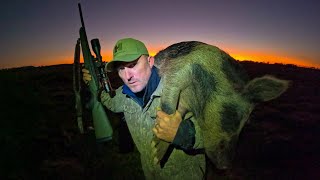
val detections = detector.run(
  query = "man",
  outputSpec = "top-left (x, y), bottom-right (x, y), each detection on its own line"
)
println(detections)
top-left (82, 38), bottom-right (206, 179)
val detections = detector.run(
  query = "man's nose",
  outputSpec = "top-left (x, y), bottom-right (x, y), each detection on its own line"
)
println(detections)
top-left (124, 68), bottom-right (133, 81)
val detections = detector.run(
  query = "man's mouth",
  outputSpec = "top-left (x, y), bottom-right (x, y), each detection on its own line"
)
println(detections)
top-left (129, 81), bottom-right (137, 85)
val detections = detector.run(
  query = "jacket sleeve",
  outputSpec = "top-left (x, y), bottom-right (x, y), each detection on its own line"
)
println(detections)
top-left (172, 112), bottom-right (204, 150)
top-left (188, 114), bottom-right (204, 149)
top-left (100, 87), bottom-right (125, 113)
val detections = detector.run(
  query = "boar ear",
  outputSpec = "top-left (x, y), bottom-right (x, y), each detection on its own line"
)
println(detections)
top-left (242, 75), bottom-right (290, 103)
top-left (148, 56), bottom-right (155, 67)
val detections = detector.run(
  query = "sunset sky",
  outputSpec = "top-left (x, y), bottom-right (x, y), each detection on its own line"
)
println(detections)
top-left (1, 0), bottom-right (319, 69)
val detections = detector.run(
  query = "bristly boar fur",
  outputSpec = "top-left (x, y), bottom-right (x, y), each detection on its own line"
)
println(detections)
top-left (153, 41), bottom-right (289, 169)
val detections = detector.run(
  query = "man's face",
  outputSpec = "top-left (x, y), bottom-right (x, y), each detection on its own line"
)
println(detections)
top-left (117, 55), bottom-right (154, 93)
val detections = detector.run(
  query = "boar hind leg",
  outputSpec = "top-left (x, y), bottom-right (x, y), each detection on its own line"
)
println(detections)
top-left (153, 66), bottom-right (192, 167)
top-left (161, 78), bottom-right (181, 115)
top-left (152, 78), bottom-right (183, 168)
top-left (160, 65), bottom-right (192, 115)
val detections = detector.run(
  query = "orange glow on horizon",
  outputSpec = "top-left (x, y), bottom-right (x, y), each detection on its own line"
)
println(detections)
top-left (13, 55), bottom-right (76, 68)
top-left (230, 52), bottom-right (319, 69)
top-left (19, 48), bottom-right (318, 69)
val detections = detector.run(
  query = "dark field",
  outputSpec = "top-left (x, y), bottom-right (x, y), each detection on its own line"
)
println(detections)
top-left (0, 62), bottom-right (319, 179)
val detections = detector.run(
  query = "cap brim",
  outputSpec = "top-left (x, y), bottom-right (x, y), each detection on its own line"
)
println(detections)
top-left (106, 54), bottom-right (142, 72)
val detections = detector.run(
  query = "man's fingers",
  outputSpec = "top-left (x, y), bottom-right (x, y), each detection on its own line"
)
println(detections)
top-left (152, 125), bottom-right (162, 135)
top-left (157, 110), bottom-right (181, 123)
top-left (173, 110), bottom-right (182, 119)
top-left (82, 68), bottom-right (92, 84)
top-left (157, 109), bottom-right (172, 117)
top-left (152, 127), bottom-right (157, 134)
top-left (81, 68), bottom-right (90, 73)
top-left (156, 111), bottom-right (171, 124)
top-left (83, 74), bottom-right (92, 81)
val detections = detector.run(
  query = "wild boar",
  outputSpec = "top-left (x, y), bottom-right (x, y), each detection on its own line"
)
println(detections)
top-left (153, 41), bottom-right (289, 169)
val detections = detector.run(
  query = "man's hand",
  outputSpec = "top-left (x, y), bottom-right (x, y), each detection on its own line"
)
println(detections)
top-left (82, 68), bottom-right (92, 84)
top-left (152, 110), bottom-right (182, 142)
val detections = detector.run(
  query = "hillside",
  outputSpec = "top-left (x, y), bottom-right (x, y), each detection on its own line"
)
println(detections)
top-left (0, 62), bottom-right (319, 179)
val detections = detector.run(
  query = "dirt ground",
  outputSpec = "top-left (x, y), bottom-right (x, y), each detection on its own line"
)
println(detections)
top-left (1, 62), bottom-right (319, 179)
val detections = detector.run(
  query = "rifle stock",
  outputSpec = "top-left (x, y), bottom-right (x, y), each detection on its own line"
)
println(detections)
top-left (76, 3), bottom-right (113, 141)
top-left (73, 39), bottom-right (84, 134)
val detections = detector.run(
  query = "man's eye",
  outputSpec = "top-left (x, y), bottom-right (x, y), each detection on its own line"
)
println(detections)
top-left (117, 66), bottom-right (125, 71)
top-left (127, 63), bottom-right (137, 68)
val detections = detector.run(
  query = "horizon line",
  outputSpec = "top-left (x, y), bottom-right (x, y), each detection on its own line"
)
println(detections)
top-left (1, 59), bottom-right (319, 71)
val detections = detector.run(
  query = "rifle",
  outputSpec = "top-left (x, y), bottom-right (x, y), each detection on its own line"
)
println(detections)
top-left (73, 3), bottom-right (113, 142)
top-left (73, 39), bottom-right (84, 134)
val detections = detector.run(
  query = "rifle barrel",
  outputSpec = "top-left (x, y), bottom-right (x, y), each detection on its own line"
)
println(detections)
top-left (78, 3), bottom-right (86, 29)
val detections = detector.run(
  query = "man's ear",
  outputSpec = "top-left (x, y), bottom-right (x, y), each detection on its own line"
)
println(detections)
top-left (148, 56), bottom-right (155, 67)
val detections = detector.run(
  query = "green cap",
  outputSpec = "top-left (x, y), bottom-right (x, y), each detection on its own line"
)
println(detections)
top-left (106, 38), bottom-right (149, 72)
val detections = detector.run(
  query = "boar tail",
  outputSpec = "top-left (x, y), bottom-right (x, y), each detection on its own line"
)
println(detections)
top-left (242, 75), bottom-right (290, 103)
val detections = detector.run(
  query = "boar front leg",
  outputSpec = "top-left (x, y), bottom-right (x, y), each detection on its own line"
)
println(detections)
top-left (153, 67), bottom-right (191, 167)
top-left (152, 76), bottom-right (183, 168)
